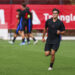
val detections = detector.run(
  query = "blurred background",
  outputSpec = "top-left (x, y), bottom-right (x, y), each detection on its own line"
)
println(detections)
top-left (0, 1), bottom-right (75, 75)
top-left (0, 0), bottom-right (75, 40)
top-left (0, 0), bottom-right (74, 4)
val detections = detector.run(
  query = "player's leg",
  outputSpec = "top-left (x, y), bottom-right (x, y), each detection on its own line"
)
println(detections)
top-left (26, 20), bottom-right (30, 44)
top-left (27, 18), bottom-right (38, 44)
top-left (24, 33), bottom-right (30, 44)
top-left (20, 30), bottom-right (25, 45)
top-left (48, 43), bottom-right (60, 70)
top-left (11, 27), bottom-right (21, 43)
top-left (27, 32), bottom-right (38, 44)
top-left (26, 33), bottom-right (30, 44)
top-left (9, 25), bottom-right (20, 44)
top-left (44, 43), bottom-right (51, 56)
top-left (9, 33), bottom-right (18, 44)
top-left (13, 24), bottom-right (23, 43)
top-left (29, 33), bottom-right (38, 44)
top-left (18, 30), bottom-right (22, 36)
top-left (13, 29), bottom-right (22, 43)
top-left (45, 51), bottom-right (51, 56)
top-left (12, 33), bottom-right (18, 43)
top-left (20, 20), bottom-right (26, 45)
top-left (48, 49), bottom-right (55, 70)
top-left (26, 19), bottom-right (31, 44)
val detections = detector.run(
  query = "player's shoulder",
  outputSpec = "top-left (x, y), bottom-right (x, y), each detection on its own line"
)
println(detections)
top-left (20, 10), bottom-right (24, 14)
top-left (57, 19), bottom-right (63, 23)
top-left (46, 18), bottom-right (52, 22)
top-left (22, 10), bottom-right (26, 13)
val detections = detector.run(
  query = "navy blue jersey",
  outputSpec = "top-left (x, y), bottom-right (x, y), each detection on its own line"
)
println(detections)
top-left (45, 18), bottom-right (65, 44)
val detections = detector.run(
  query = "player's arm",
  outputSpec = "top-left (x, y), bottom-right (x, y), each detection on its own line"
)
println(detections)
top-left (42, 28), bottom-right (47, 42)
top-left (16, 14), bottom-right (20, 27)
top-left (42, 20), bottom-right (48, 42)
top-left (57, 30), bottom-right (65, 35)
top-left (57, 22), bottom-right (65, 35)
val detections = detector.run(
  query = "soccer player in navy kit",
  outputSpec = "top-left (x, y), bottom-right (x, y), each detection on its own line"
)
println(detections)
top-left (9, 4), bottom-right (27, 45)
top-left (9, 9), bottom-right (23, 44)
top-left (19, 4), bottom-right (27, 45)
top-left (42, 8), bottom-right (65, 70)
top-left (26, 7), bottom-right (38, 45)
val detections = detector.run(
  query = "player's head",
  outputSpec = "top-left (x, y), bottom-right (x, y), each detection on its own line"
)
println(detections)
top-left (52, 8), bottom-right (60, 19)
top-left (16, 9), bottom-right (22, 14)
top-left (21, 3), bottom-right (26, 9)
top-left (26, 7), bottom-right (30, 11)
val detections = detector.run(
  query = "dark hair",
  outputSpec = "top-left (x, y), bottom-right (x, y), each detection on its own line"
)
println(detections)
top-left (52, 8), bottom-right (60, 14)
top-left (16, 9), bottom-right (22, 12)
top-left (22, 3), bottom-right (26, 7)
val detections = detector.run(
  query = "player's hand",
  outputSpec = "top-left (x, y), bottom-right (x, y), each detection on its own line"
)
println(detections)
top-left (42, 38), bottom-right (46, 42)
top-left (16, 15), bottom-right (19, 18)
top-left (57, 30), bottom-right (61, 35)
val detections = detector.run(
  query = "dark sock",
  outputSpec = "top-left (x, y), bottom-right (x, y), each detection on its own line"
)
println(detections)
top-left (33, 38), bottom-right (36, 41)
top-left (12, 37), bottom-right (16, 43)
top-left (27, 38), bottom-right (30, 42)
top-left (50, 63), bottom-right (54, 68)
top-left (22, 38), bottom-right (25, 43)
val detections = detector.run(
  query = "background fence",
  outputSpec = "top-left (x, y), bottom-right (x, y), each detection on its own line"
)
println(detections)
top-left (0, 0), bottom-right (74, 4)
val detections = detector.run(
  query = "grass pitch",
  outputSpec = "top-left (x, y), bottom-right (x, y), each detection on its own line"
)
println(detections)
top-left (0, 40), bottom-right (75, 75)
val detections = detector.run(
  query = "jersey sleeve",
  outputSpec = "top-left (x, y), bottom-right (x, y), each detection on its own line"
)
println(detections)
top-left (45, 20), bottom-right (48, 29)
top-left (60, 22), bottom-right (65, 31)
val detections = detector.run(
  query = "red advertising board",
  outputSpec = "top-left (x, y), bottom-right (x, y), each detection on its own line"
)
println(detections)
top-left (0, 5), bottom-right (75, 29)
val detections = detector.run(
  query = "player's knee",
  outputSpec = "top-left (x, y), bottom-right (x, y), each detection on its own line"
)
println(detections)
top-left (51, 50), bottom-right (55, 56)
top-left (14, 34), bottom-right (17, 37)
top-left (45, 52), bottom-right (50, 56)
top-left (51, 53), bottom-right (55, 57)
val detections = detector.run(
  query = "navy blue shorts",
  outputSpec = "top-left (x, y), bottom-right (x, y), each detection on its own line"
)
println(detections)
top-left (44, 43), bottom-right (60, 52)
top-left (16, 17), bottom-right (26, 34)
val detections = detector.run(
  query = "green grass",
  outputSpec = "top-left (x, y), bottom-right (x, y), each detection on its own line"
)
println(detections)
top-left (0, 40), bottom-right (75, 75)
